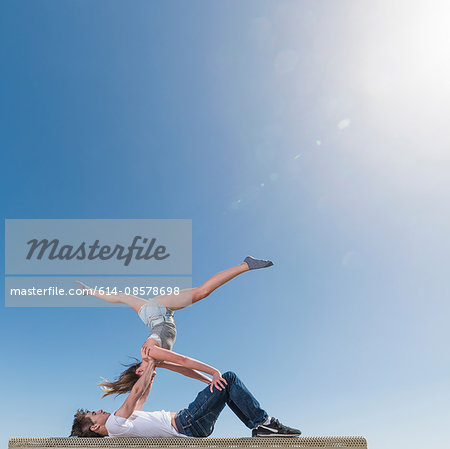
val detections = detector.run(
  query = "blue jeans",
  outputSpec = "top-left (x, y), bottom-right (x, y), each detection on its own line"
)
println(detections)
top-left (174, 371), bottom-right (268, 437)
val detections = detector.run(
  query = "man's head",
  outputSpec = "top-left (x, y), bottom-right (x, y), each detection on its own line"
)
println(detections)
top-left (70, 409), bottom-right (110, 437)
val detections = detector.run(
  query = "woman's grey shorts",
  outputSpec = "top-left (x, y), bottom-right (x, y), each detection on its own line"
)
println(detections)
top-left (138, 299), bottom-right (177, 350)
top-left (148, 321), bottom-right (177, 350)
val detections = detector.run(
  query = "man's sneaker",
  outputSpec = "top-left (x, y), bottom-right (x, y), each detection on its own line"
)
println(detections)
top-left (252, 418), bottom-right (301, 437)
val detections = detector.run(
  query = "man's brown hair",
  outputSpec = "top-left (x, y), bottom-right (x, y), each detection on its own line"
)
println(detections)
top-left (70, 409), bottom-right (103, 438)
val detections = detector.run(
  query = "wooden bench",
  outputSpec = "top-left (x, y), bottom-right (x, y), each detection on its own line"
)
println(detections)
top-left (9, 437), bottom-right (368, 449)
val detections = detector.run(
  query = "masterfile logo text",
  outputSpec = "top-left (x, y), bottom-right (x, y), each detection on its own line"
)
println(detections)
top-left (4, 219), bottom-right (192, 307)
top-left (25, 236), bottom-right (170, 266)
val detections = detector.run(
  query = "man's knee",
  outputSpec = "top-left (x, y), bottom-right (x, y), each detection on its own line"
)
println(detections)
top-left (223, 371), bottom-right (237, 382)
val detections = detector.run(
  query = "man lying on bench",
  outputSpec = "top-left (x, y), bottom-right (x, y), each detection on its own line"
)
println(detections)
top-left (70, 360), bottom-right (300, 438)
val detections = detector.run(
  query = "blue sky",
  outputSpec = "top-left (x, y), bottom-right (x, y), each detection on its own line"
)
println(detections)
top-left (1, 1), bottom-right (450, 449)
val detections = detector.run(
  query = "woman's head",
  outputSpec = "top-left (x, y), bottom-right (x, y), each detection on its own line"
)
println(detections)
top-left (99, 359), bottom-right (143, 397)
top-left (135, 358), bottom-right (153, 376)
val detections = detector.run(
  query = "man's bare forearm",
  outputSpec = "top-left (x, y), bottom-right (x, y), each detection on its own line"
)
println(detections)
top-left (116, 359), bottom-right (156, 418)
top-left (133, 360), bottom-right (156, 397)
top-left (135, 369), bottom-right (156, 410)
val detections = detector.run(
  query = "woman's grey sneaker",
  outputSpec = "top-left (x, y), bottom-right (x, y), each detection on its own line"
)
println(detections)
top-left (252, 418), bottom-right (301, 437)
top-left (75, 281), bottom-right (92, 295)
top-left (244, 256), bottom-right (274, 270)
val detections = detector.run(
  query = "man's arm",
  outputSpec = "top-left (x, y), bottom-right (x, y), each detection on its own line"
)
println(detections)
top-left (134, 370), bottom-right (156, 411)
top-left (157, 361), bottom-right (212, 384)
top-left (115, 360), bottom-right (156, 418)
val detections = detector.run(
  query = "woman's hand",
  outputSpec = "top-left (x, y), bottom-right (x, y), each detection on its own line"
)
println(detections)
top-left (210, 370), bottom-right (227, 392)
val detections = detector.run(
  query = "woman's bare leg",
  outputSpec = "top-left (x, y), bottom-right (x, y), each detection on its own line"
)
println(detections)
top-left (75, 281), bottom-right (147, 313)
top-left (75, 256), bottom-right (272, 313)
top-left (152, 256), bottom-right (272, 310)
top-left (150, 262), bottom-right (247, 310)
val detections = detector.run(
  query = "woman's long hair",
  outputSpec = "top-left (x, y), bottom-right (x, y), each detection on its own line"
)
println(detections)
top-left (99, 359), bottom-right (140, 397)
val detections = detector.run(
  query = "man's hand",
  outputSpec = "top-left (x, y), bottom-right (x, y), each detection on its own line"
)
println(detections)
top-left (141, 339), bottom-right (155, 359)
top-left (210, 370), bottom-right (227, 392)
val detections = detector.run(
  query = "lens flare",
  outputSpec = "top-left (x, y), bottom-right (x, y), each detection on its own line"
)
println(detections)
top-left (338, 118), bottom-right (351, 130)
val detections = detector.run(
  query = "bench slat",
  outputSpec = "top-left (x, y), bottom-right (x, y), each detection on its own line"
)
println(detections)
top-left (9, 437), bottom-right (367, 449)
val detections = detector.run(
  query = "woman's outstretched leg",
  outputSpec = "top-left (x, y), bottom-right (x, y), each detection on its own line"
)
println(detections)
top-left (152, 256), bottom-right (273, 310)
top-left (75, 281), bottom-right (148, 313)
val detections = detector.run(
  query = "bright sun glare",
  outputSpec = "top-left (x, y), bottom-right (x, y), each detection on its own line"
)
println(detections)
top-left (362, 2), bottom-right (450, 98)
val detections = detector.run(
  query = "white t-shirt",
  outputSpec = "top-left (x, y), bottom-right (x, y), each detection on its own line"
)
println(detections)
top-left (105, 410), bottom-right (188, 438)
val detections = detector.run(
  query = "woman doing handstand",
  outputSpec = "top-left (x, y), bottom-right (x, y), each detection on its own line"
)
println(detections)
top-left (76, 256), bottom-right (273, 395)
